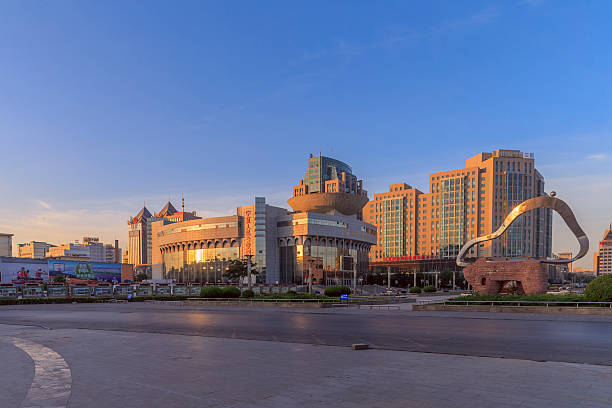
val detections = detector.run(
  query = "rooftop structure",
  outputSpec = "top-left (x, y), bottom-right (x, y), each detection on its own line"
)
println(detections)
top-left (288, 153), bottom-right (368, 216)
top-left (128, 201), bottom-right (199, 266)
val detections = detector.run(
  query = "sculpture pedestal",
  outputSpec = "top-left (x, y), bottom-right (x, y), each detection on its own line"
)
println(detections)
top-left (463, 258), bottom-right (548, 295)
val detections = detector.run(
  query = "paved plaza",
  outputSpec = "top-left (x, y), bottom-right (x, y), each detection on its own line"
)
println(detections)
top-left (1, 303), bottom-right (612, 407)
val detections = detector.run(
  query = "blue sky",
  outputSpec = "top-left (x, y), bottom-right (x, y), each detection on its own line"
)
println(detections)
top-left (1, 1), bottom-right (610, 267)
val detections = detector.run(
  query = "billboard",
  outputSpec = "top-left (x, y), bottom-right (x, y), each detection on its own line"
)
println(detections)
top-left (0, 257), bottom-right (49, 283)
top-left (48, 260), bottom-right (121, 282)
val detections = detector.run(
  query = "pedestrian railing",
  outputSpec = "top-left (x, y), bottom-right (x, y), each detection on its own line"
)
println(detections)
top-left (442, 300), bottom-right (612, 308)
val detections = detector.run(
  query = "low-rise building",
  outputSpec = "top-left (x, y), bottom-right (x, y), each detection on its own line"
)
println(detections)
top-left (17, 241), bottom-right (55, 259)
top-left (47, 237), bottom-right (121, 263)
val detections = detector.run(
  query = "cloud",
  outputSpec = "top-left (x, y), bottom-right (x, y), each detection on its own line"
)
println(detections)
top-left (587, 153), bottom-right (609, 161)
top-left (35, 200), bottom-right (52, 210)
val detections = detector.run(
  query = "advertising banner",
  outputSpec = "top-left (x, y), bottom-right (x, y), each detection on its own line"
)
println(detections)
top-left (48, 260), bottom-right (121, 282)
top-left (0, 257), bottom-right (49, 283)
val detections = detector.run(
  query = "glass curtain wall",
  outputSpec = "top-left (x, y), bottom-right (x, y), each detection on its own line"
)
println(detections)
top-left (440, 177), bottom-right (466, 258)
top-left (381, 198), bottom-right (404, 258)
top-left (279, 240), bottom-right (368, 285)
top-left (163, 247), bottom-right (240, 283)
top-left (502, 173), bottom-right (527, 257)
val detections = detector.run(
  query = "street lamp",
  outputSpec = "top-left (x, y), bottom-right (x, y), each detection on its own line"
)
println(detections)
top-left (243, 254), bottom-right (254, 291)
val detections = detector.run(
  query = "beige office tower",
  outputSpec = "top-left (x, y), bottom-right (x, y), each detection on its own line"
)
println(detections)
top-left (595, 229), bottom-right (612, 275)
top-left (364, 149), bottom-right (553, 262)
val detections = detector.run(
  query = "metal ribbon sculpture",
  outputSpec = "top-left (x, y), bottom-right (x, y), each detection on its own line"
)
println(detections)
top-left (456, 193), bottom-right (589, 267)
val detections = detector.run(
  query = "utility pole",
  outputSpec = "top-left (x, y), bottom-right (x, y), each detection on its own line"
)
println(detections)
top-left (414, 270), bottom-right (417, 287)
top-left (452, 270), bottom-right (456, 292)
top-left (387, 266), bottom-right (391, 290)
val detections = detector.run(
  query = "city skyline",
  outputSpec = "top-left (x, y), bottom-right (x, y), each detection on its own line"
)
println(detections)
top-left (1, 1), bottom-right (611, 268)
top-left (1, 147), bottom-right (606, 269)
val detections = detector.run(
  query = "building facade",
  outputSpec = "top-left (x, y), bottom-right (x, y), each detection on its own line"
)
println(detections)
top-left (0, 233), bottom-right (13, 257)
top-left (364, 149), bottom-right (553, 267)
top-left (594, 228), bottom-right (612, 275)
top-left (150, 154), bottom-right (376, 285)
top-left (128, 202), bottom-right (199, 266)
top-left (17, 241), bottom-right (54, 259)
top-left (46, 237), bottom-right (122, 263)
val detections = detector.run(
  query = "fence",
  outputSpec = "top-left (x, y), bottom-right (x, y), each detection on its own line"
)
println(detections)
top-left (442, 300), bottom-right (612, 308)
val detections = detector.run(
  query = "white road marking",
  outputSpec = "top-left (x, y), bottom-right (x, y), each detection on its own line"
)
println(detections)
top-left (11, 338), bottom-right (72, 408)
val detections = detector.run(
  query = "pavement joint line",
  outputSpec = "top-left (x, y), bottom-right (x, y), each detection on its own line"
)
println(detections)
top-left (6, 336), bottom-right (72, 408)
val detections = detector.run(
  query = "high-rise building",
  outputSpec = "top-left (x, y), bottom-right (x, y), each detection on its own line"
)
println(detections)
top-left (128, 201), bottom-right (199, 266)
top-left (17, 241), bottom-right (55, 258)
top-left (364, 149), bottom-right (553, 266)
top-left (0, 233), bottom-right (14, 257)
top-left (595, 228), bottom-right (612, 275)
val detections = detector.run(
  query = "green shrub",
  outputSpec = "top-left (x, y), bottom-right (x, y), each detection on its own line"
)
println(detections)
top-left (324, 285), bottom-right (351, 297)
top-left (423, 285), bottom-right (436, 293)
top-left (221, 286), bottom-right (241, 298)
top-left (585, 274), bottom-right (612, 302)
top-left (241, 289), bottom-right (255, 298)
top-left (409, 286), bottom-right (422, 294)
top-left (200, 286), bottom-right (223, 298)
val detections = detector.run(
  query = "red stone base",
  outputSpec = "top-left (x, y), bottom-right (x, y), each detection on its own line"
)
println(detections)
top-left (463, 258), bottom-right (548, 295)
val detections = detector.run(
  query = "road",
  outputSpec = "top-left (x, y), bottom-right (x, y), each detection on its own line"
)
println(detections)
top-left (1, 303), bottom-right (612, 365)
top-left (2, 303), bottom-right (612, 407)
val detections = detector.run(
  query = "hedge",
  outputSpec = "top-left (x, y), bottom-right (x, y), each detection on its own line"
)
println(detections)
top-left (324, 285), bottom-right (351, 297)
top-left (200, 287), bottom-right (223, 298)
top-left (221, 286), bottom-right (241, 298)
top-left (585, 274), bottom-right (612, 302)
top-left (241, 289), bottom-right (255, 298)
top-left (409, 286), bottom-right (422, 294)
top-left (423, 285), bottom-right (436, 293)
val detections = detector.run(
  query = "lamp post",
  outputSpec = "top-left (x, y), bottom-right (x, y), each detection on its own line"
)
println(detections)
top-left (352, 260), bottom-right (357, 295)
top-left (244, 254), bottom-right (254, 291)
top-left (307, 259), bottom-right (313, 294)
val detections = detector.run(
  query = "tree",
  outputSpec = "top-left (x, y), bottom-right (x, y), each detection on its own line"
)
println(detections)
top-left (134, 272), bottom-right (148, 282)
top-left (223, 259), bottom-right (260, 283)
top-left (52, 274), bottom-right (66, 283)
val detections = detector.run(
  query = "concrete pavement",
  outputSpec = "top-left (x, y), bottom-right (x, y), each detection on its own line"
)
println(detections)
top-left (1, 303), bottom-right (612, 407)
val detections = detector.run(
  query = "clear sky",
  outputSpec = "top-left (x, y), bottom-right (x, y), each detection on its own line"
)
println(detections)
top-left (1, 1), bottom-right (610, 268)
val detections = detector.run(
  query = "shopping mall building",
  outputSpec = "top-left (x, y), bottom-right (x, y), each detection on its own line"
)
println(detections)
top-left (151, 154), bottom-right (376, 285)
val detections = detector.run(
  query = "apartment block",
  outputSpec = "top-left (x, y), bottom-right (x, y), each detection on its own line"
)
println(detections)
top-left (364, 149), bottom-right (553, 263)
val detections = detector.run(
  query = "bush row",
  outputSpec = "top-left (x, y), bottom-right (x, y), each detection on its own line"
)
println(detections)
top-left (324, 285), bottom-right (351, 297)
